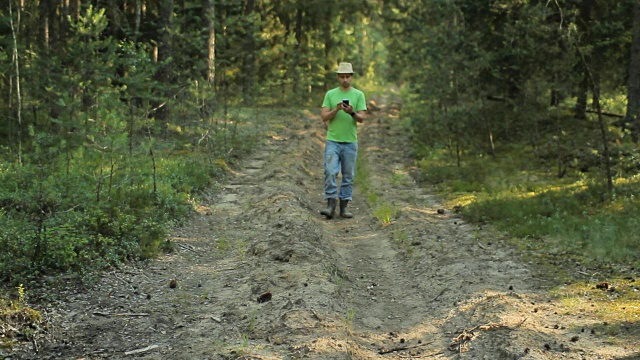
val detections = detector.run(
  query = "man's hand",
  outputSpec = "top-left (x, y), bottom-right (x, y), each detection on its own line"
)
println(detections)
top-left (340, 102), bottom-right (354, 114)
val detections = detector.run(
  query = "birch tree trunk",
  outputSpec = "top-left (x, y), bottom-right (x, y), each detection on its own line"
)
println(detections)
top-left (9, 1), bottom-right (23, 165)
top-left (205, 0), bottom-right (215, 85)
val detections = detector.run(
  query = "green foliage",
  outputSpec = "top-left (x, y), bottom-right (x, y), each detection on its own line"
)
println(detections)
top-left (372, 202), bottom-right (398, 226)
top-left (0, 96), bottom-right (267, 287)
top-left (0, 284), bottom-right (43, 349)
top-left (417, 148), bottom-right (640, 268)
top-left (385, 0), bottom-right (638, 205)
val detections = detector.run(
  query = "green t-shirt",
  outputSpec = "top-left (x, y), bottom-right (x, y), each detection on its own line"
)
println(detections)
top-left (322, 87), bottom-right (367, 143)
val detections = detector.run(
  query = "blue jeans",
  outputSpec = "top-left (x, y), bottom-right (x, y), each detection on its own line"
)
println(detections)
top-left (324, 140), bottom-right (358, 201)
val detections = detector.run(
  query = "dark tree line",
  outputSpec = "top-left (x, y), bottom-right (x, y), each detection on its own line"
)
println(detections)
top-left (1, 0), bottom-right (378, 158)
top-left (380, 0), bottom-right (640, 193)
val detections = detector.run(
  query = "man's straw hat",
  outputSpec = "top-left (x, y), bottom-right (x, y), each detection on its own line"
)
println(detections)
top-left (335, 62), bottom-right (354, 74)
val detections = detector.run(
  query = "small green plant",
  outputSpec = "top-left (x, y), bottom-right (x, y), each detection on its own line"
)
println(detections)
top-left (247, 310), bottom-right (257, 334)
top-left (213, 235), bottom-right (248, 259)
top-left (214, 236), bottom-right (233, 253)
top-left (367, 191), bottom-right (378, 206)
top-left (233, 332), bottom-right (250, 355)
top-left (394, 230), bottom-right (408, 245)
top-left (0, 285), bottom-right (43, 349)
top-left (343, 307), bottom-right (357, 334)
top-left (393, 230), bottom-right (415, 256)
top-left (324, 263), bottom-right (347, 288)
top-left (373, 202), bottom-right (398, 225)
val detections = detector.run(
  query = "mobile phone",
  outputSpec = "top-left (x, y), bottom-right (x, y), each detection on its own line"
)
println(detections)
top-left (342, 99), bottom-right (349, 106)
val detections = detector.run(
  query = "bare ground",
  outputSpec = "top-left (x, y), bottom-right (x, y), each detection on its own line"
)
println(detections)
top-left (7, 92), bottom-right (640, 359)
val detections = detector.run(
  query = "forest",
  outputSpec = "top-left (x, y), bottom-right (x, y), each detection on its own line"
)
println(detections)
top-left (1, 0), bottom-right (639, 288)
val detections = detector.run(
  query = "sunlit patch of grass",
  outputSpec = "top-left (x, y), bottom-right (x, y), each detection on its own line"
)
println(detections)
top-left (550, 279), bottom-right (640, 324)
top-left (443, 193), bottom-right (477, 210)
top-left (0, 285), bottom-right (43, 349)
top-left (416, 147), bottom-right (640, 269)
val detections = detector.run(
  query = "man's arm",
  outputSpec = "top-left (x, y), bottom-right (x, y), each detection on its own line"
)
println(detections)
top-left (351, 110), bottom-right (366, 124)
top-left (340, 102), bottom-right (366, 124)
top-left (322, 105), bottom-right (340, 123)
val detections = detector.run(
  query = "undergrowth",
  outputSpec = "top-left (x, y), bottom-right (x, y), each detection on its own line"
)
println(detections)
top-left (0, 106), bottom-right (277, 287)
top-left (416, 147), bottom-right (640, 271)
top-left (0, 285), bottom-right (43, 350)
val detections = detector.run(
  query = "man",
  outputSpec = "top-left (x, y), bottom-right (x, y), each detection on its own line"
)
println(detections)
top-left (320, 62), bottom-right (367, 219)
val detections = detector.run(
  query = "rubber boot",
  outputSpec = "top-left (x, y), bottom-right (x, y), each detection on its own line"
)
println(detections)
top-left (320, 198), bottom-right (337, 219)
top-left (340, 199), bottom-right (353, 218)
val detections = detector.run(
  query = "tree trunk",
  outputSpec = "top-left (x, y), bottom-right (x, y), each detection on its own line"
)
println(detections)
top-left (155, 0), bottom-right (174, 120)
top-left (593, 82), bottom-right (614, 195)
top-left (322, 16), bottom-right (333, 91)
top-left (157, 0), bottom-right (174, 77)
top-left (625, 1), bottom-right (640, 142)
top-left (292, 3), bottom-right (303, 98)
top-left (205, 0), bottom-right (215, 85)
top-left (107, 0), bottom-right (120, 38)
top-left (242, 0), bottom-right (256, 105)
top-left (575, 74), bottom-right (588, 119)
top-left (576, 44), bottom-right (614, 195)
top-left (71, 0), bottom-right (80, 22)
top-left (39, 0), bottom-right (52, 49)
top-left (574, 0), bottom-right (595, 120)
top-left (134, 0), bottom-right (142, 42)
top-left (9, 1), bottom-right (23, 165)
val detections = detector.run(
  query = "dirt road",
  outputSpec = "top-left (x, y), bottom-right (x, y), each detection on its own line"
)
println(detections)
top-left (12, 92), bottom-right (639, 359)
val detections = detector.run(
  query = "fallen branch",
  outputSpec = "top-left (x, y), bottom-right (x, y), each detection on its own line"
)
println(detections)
top-left (448, 322), bottom-right (504, 352)
top-left (413, 351), bottom-right (443, 358)
top-left (124, 344), bottom-right (159, 356)
top-left (111, 272), bottom-right (135, 291)
top-left (310, 309), bottom-right (323, 322)
top-left (177, 242), bottom-right (196, 252)
top-left (429, 287), bottom-right (447, 302)
top-left (378, 341), bottom-right (433, 355)
top-left (398, 352), bottom-right (443, 359)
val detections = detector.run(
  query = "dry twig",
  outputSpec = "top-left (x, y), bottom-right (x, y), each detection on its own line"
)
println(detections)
top-left (93, 312), bottom-right (150, 317)
top-left (448, 322), bottom-right (504, 352)
top-left (378, 341), bottom-right (433, 355)
top-left (429, 287), bottom-right (447, 302)
top-left (124, 344), bottom-right (159, 355)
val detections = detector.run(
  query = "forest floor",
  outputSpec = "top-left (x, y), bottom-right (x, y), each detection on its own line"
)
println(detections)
top-left (6, 91), bottom-right (640, 359)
